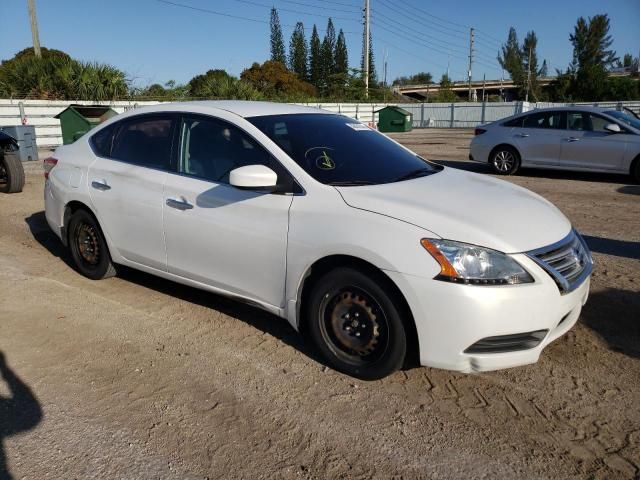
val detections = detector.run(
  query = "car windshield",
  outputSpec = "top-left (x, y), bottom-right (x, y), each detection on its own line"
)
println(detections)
top-left (247, 114), bottom-right (441, 185)
top-left (605, 110), bottom-right (640, 131)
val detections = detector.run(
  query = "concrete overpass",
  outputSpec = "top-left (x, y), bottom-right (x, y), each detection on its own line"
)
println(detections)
top-left (395, 77), bottom-right (555, 101)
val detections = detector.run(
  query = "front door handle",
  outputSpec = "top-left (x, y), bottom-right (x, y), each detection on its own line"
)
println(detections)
top-left (564, 137), bottom-right (580, 142)
top-left (91, 180), bottom-right (111, 191)
top-left (166, 198), bottom-right (194, 210)
top-left (515, 133), bottom-right (530, 138)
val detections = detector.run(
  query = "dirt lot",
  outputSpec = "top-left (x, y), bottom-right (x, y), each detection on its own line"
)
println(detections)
top-left (0, 129), bottom-right (638, 479)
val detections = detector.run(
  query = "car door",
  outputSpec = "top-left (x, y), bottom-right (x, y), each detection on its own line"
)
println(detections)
top-left (88, 114), bottom-right (176, 271)
top-left (560, 112), bottom-right (628, 171)
top-left (162, 113), bottom-right (295, 308)
top-left (511, 110), bottom-right (565, 165)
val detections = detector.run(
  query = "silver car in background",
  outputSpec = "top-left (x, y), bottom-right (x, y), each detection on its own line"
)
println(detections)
top-left (470, 106), bottom-right (640, 182)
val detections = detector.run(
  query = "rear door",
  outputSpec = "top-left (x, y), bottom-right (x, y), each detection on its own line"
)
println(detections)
top-left (162, 113), bottom-right (295, 308)
top-left (512, 110), bottom-right (565, 165)
top-left (560, 112), bottom-right (628, 171)
top-left (88, 114), bottom-right (176, 270)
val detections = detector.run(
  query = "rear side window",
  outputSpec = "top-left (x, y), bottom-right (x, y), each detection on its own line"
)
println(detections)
top-left (90, 123), bottom-right (116, 157)
top-left (522, 111), bottom-right (564, 129)
top-left (111, 116), bottom-right (174, 170)
top-left (503, 116), bottom-right (523, 127)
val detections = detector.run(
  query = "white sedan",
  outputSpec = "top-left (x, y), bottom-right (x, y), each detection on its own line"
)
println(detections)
top-left (44, 101), bottom-right (592, 379)
top-left (470, 106), bottom-right (640, 180)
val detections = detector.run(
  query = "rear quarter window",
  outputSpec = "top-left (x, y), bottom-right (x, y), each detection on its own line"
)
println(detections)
top-left (90, 123), bottom-right (116, 157)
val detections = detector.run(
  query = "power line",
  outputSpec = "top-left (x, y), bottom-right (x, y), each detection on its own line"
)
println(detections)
top-left (373, 0), bottom-right (501, 65)
top-left (231, 0), bottom-right (361, 23)
top-left (370, 18), bottom-right (500, 74)
top-left (280, 0), bottom-right (360, 14)
top-left (155, 0), bottom-right (360, 34)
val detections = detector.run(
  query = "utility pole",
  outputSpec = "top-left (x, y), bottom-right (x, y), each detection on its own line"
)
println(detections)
top-left (525, 45), bottom-right (532, 102)
top-left (481, 74), bottom-right (486, 102)
top-left (467, 27), bottom-right (474, 102)
top-left (363, 0), bottom-right (370, 99)
top-left (27, 0), bottom-right (42, 58)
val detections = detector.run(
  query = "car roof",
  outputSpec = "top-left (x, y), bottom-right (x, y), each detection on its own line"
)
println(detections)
top-left (525, 105), bottom-right (613, 114)
top-left (131, 100), bottom-right (331, 118)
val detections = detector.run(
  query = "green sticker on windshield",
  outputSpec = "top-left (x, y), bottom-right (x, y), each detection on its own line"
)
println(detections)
top-left (316, 150), bottom-right (335, 170)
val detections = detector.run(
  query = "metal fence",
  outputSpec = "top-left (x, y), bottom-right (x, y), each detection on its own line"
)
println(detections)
top-left (1, 98), bottom-right (639, 148)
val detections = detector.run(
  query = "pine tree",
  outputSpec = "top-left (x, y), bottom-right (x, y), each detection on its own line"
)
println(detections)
top-left (360, 31), bottom-right (377, 85)
top-left (522, 31), bottom-right (541, 100)
top-left (319, 18), bottom-right (336, 93)
top-left (498, 27), bottom-right (524, 87)
top-left (570, 14), bottom-right (618, 100)
top-left (289, 22), bottom-right (308, 80)
top-left (334, 29), bottom-right (349, 75)
top-left (270, 7), bottom-right (286, 65)
top-left (309, 24), bottom-right (322, 88)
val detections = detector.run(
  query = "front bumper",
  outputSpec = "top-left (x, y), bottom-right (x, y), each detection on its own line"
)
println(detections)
top-left (386, 253), bottom-right (590, 372)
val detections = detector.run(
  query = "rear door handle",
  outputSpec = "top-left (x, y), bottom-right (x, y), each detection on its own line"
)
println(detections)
top-left (515, 133), bottom-right (530, 138)
top-left (166, 198), bottom-right (194, 210)
top-left (91, 180), bottom-right (111, 191)
top-left (564, 137), bottom-right (580, 142)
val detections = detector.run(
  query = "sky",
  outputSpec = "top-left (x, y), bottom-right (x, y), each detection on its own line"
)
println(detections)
top-left (1, 0), bottom-right (639, 87)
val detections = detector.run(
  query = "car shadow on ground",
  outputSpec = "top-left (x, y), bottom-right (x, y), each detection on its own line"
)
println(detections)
top-left (24, 212), bottom-right (325, 367)
top-left (580, 289), bottom-right (640, 359)
top-left (583, 235), bottom-right (640, 261)
top-left (0, 351), bottom-right (43, 480)
top-left (433, 159), bottom-right (633, 184)
top-left (618, 185), bottom-right (640, 195)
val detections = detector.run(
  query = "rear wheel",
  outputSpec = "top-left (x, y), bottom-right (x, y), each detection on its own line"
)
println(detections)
top-left (490, 146), bottom-right (520, 175)
top-left (68, 209), bottom-right (116, 280)
top-left (305, 267), bottom-right (407, 380)
top-left (0, 152), bottom-right (25, 193)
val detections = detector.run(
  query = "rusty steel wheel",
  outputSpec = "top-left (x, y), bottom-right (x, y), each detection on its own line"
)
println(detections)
top-left (68, 209), bottom-right (116, 280)
top-left (306, 267), bottom-right (407, 380)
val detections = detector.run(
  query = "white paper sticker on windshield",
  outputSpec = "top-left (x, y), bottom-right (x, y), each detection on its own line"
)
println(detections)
top-left (346, 122), bottom-right (371, 131)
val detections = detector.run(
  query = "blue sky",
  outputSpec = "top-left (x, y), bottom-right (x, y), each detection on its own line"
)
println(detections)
top-left (1, 0), bottom-right (638, 87)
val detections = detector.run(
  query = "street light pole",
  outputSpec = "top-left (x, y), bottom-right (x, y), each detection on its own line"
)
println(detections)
top-left (27, 0), bottom-right (42, 58)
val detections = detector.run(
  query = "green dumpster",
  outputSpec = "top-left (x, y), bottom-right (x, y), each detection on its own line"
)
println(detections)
top-left (54, 105), bottom-right (117, 144)
top-left (375, 106), bottom-right (413, 133)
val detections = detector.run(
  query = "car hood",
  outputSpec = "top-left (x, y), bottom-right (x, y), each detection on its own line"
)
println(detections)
top-left (336, 167), bottom-right (571, 253)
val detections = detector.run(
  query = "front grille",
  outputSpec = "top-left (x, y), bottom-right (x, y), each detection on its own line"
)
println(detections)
top-left (527, 230), bottom-right (592, 294)
top-left (464, 330), bottom-right (548, 354)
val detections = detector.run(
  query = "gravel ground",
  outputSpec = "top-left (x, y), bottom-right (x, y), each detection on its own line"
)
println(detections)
top-left (0, 129), bottom-right (638, 479)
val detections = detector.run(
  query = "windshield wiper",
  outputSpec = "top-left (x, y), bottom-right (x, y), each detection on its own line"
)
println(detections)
top-left (393, 168), bottom-right (434, 183)
top-left (328, 180), bottom-right (375, 186)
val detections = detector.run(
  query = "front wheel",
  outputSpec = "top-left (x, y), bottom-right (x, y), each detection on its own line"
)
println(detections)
top-left (490, 146), bottom-right (520, 175)
top-left (68, 209), bottom-right (116, 280)
top-left (305, 268), bottom-right (407, 380)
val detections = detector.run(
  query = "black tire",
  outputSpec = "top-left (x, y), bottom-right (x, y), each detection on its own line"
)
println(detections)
top-left (632, 157), bottom-right (640, 184)
top-left (490, 145), bottom-right (520, 175)
top-left (0, 152), bottom-right (25, 193)
top-left (305, 267), bottom-right (407, 380)
top-left (68, 209), bottom-right (116, 280)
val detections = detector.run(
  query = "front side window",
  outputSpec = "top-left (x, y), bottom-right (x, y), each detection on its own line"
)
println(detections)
top-left (567, 112), bottom-right (589, 131)
top-left (178, 115), bottom-right (295, 190)
top-left (247, 114), bottom-right (441, 185)
top-left (111, 116), bottom-right (174, 170)
top-left (588, 114), bottom-right (612, 133)
top-left (522, 111), bottom-right (564, 129)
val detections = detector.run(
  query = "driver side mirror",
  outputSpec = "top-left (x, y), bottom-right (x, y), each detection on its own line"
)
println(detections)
top-left (229, 165), bottom-right (278, 191)
top-left (604, 123), bottom-right (622, 134)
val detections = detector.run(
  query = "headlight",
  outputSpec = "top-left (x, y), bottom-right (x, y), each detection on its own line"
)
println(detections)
top-left (421, 239), bottom-right (534, 285)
